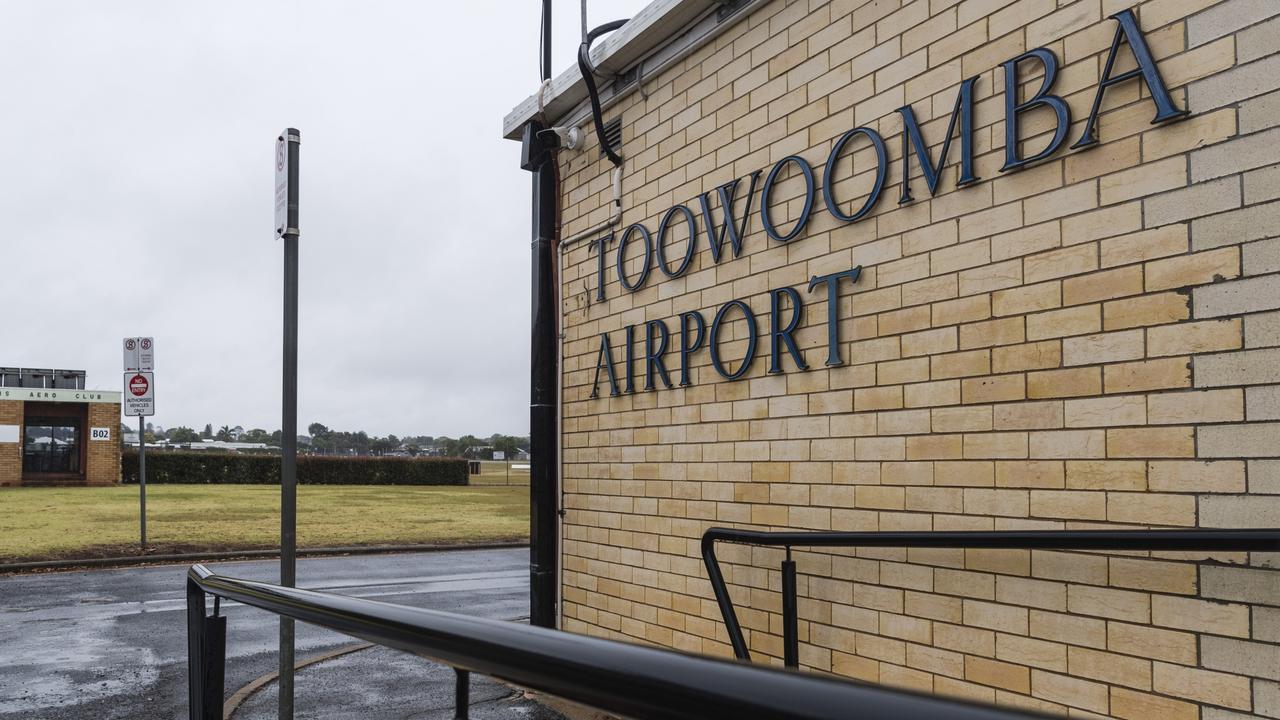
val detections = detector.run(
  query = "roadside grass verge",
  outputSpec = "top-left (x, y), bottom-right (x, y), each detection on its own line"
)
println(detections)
top-left (0, 485), bottom-right (528, 563)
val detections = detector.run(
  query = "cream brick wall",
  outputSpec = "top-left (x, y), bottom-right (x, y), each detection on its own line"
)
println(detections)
top-left (0, 399), bottom-right (21, 486)
top-left (552, 0), bottom-right (1279, 716)
top-left (86, 402), bottom-right (121, 485)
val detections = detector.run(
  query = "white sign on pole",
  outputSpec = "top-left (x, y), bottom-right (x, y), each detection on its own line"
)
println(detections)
top-left (275, 132), bottom-right (290, 236)
top-left (123, 372), bottom-right (155, 417)
top-left (91, 427), bottom-right (112, 441)
top-left (123, 337), bottom-right (155, 372)
top-left (493, 450), bottom-right (506, 460)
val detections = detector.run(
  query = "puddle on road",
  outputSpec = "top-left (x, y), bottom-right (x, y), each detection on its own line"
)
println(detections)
top-left (0, 619), bottom-right (160, 715)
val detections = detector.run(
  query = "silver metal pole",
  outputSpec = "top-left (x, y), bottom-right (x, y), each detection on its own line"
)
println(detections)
top-left (279, 128), bottom-right (301, 720)
top-left (138, 415), bottom-right (146, 551)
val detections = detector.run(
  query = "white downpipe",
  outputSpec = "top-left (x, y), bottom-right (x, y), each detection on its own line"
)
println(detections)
top-left (554, 161), bottom-right (622, 630)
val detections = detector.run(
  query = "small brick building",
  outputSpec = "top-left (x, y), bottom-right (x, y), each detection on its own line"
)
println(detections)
top-left (0, 374), bottom-right (121, 486)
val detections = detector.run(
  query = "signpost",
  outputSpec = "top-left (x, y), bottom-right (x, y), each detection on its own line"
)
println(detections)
top-left (275, 128), bottom-right (301, 720)
top-left (122, 337), bottom-right (155, 551)
top-left (494, 450), bottom-right (508, 483)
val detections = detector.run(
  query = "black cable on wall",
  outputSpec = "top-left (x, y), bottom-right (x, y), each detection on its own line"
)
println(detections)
top-left (578, 19), bottom-right (628, 167)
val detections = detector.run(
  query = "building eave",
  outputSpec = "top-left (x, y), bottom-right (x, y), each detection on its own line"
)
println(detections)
top-left (502, 0), bottom-right (730, 140)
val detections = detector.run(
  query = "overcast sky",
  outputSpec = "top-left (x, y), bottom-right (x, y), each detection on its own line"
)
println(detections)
top-left (0, 0), bottom-right (644, 438)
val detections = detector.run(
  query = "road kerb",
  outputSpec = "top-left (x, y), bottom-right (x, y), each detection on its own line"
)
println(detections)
top-left (222, 642), bottom-right (374, 720)
top-left (0, 541), bottom-right (529, 574)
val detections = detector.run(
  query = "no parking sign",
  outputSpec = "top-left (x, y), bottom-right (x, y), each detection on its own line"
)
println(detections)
top-left (123, 336), bottom-right (154, 372)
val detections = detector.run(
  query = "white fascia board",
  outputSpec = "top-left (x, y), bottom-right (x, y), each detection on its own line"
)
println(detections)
top-left (502, 0), bottom-right (718, 140)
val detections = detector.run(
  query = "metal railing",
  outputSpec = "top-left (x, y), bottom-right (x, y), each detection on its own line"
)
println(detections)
top-left (701, 528), bottom-right (1280, 667)
top-left (187, 563), bottom-right (1065, 720)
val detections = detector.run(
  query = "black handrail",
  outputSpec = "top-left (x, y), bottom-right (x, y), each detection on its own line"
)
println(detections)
top-left (186, 563), bottom-right (1062, 720)
top-left (701, 528), bottom-right (1280, 666)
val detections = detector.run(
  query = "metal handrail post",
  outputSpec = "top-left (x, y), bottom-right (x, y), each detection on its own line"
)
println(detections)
top-left (700, 534), bottom-right (749, 659)
top-left (454, 669), bottom-right (470, 719)
top-left (186, 576), bottom-right (218, 720)
top-left (781, 554), bottom-right (798, 669)
top-left (186, 574), bottom-right (226, 720)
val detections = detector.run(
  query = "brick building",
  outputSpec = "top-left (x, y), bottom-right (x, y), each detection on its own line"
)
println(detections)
top-left (0, 369), bottom-right (122, 486)
top-left (505, 0), bottom-right (1278, 717)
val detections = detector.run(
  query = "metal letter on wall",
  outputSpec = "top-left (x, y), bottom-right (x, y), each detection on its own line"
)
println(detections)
top-left (807, 266), bottom-right (863, 367)
top-left (823, 127), bottom-right (888, 223)
top-left (1072, 8), bottom-right (1187, 149)
top-left (644, 319), bottom-right (673, 390)
top-left (760, 156), bottom-right (815, 243)
top-left (590, 332), bottom-right (621, 398)
top-left (897, 76), bottom-right (980, 202)
top-left (709, 300), bottom-right (759, 380)
top-left (698, 172), bottom-right (760, 263)
top-left (616, 223), bottom-right (653, 292)
top-left (1000, 48), bottom-right (1071, 172)
top-left (655, 205), bottom-right (699, 279)
top-left (678, 311), bottom-right (706, 387)
top-left (768, 287), bottom-right (808, 374)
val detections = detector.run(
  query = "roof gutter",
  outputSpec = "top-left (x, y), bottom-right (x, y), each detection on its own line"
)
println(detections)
top-left (502, 0), bottom-right (763, 140)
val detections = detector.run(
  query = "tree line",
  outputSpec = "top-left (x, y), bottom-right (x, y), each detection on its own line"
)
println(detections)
top-left (126, 421), bottom-right (528, 459)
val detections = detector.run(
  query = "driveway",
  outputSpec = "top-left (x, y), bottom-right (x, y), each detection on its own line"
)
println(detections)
top-left (0, 548), bottom-right (532, 719)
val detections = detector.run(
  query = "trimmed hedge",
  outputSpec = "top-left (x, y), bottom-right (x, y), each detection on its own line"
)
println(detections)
top-left (121, 451), bottom-right (468, 486)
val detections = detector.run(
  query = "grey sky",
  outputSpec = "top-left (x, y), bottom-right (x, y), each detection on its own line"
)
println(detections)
top-left (0, 0), bottom-right (643, 438)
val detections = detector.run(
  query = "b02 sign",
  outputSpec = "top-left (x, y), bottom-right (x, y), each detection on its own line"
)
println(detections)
top-left (91, 427), bottom-right (112, 441)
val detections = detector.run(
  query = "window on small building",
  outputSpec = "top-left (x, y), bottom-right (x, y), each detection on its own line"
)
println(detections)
top-left (23, 416), bottom-right (82, 474)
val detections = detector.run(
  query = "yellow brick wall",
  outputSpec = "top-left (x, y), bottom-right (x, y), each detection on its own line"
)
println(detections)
top-left (0, 399), bottom-right (22, 486)
top-left (554, 0), bottom-right (1279, 717)
top-left (86, 402), bottom-right (121, 485)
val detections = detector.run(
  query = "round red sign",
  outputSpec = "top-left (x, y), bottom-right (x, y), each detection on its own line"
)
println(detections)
top-left (129, 374), bottom-right (149, 397)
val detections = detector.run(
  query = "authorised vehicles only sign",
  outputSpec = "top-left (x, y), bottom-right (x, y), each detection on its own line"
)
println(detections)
top-left (123, 371), bottom-right (154, 417)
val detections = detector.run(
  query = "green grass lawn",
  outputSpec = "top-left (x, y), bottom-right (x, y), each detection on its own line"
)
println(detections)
top-left (0, 485), bottom-right (528, 563)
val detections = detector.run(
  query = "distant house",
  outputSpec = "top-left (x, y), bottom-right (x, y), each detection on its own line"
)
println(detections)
top-left (178, 440), bottom-right (273, 453)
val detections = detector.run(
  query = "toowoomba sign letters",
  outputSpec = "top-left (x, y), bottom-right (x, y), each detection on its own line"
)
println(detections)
top-left (589, 9), bottom-right (1184, 398)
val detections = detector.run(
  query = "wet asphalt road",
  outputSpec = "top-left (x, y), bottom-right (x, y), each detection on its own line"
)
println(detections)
top-left (234, 645), bottom-right (565, 720)
top-left (0, 548), bottom-right (533, 720)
